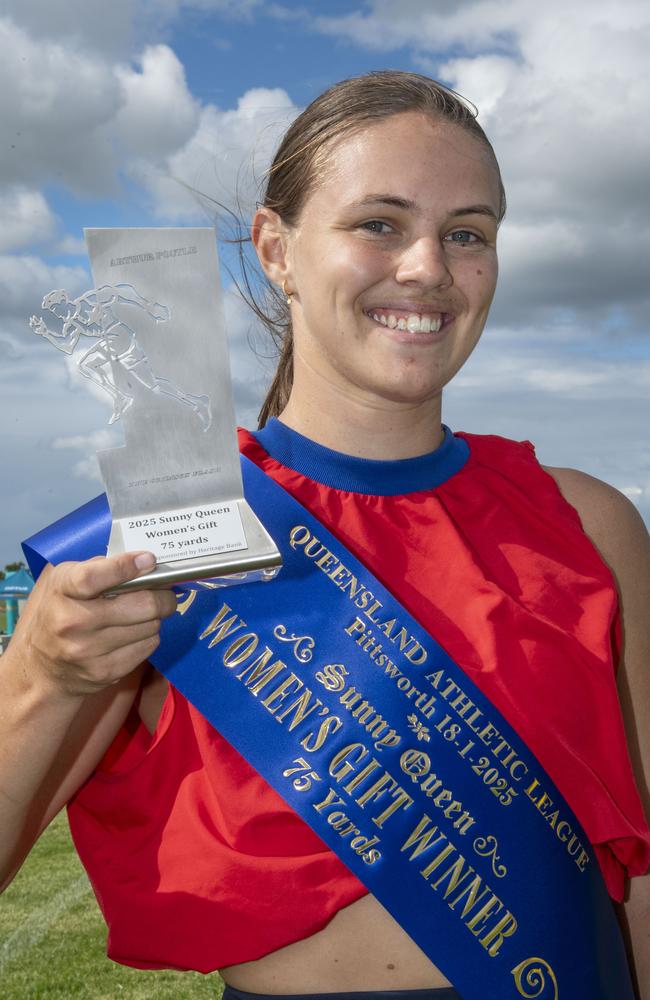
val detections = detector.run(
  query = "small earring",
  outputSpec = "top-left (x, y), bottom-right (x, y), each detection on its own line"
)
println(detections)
top-left (282, 279), bottom-right (293, 305)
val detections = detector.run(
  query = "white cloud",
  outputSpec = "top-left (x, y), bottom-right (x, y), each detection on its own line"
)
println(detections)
top-left (0, 17), bottom-right (123, 193)
top-left (113, 44), bottom-right (199, 159)
top-left (0, 19), bottom-right (201, 197)
top-left (55, 235), bottom-right (87, 256)
top-left (0, 188), bottom-right (57, 253)
top-left (453, 335), bottom-right (650, 397)
top-left (436, 55), bottom-right (516, 118)
top-left (315, 0), bottom-right (649, 62)
top-left (134, 87), bottom-right (298, 221)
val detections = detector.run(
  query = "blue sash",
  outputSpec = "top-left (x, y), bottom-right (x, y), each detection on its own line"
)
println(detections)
top-left (23, 458), bottom-right (634, 1000)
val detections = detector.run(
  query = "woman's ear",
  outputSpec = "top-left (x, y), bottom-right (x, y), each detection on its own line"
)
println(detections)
top-left (251, 206), bottom-right (292, 287)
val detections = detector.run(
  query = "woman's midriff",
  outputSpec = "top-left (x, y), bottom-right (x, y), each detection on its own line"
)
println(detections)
top-left (220, 895), bottom-right (454, 993)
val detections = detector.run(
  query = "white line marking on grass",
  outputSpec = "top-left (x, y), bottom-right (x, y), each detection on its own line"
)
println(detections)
top-left (0, 874), bottom-right (92, 972)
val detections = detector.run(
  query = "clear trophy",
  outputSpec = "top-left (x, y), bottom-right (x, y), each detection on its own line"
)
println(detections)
top-left (29, 228), bottom-right (282, 592)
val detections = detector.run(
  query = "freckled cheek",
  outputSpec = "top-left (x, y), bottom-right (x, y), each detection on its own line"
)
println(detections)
top-left (457, 259), bottom-right (498, 309)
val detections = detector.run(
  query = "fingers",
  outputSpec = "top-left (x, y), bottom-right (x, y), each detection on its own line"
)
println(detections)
top-left (49, 555), bottom-right (177, 634)
top-left (82, 618), bottom-right (164, 657)
top-left (60, 552), bottom-right (157, 601)
top-left (93, 634), bottom-right (163, 677)
top-left (102, 587), bottom-right (178, 628)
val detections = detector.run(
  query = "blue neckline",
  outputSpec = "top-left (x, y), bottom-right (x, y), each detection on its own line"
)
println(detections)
top-left (251, 418), bottom-right (469, 496)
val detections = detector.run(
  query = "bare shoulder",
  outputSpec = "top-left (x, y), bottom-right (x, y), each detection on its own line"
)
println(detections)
top-left (542, 465), bottom-right (650, 574)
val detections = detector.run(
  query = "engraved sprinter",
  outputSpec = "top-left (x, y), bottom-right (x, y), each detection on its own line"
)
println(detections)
top-left (30, 284), bottom-right (212, 430)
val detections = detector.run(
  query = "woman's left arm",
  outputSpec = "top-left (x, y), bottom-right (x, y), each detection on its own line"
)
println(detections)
top-left (545, 467), bottom-right (650, 999)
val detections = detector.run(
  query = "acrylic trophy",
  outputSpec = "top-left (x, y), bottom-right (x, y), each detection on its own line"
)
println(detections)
top-left (29, 228), bottom-right (281, 592)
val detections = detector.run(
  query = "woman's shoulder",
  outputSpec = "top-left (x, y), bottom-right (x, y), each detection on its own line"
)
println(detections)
top-left (541, 465), bottom-right (649, 573)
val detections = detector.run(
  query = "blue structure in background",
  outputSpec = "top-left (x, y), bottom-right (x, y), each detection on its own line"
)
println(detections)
top-left (0, 568), bottom-right (34, 635)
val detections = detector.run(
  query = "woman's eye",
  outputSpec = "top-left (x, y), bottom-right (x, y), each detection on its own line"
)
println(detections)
top-left (445, 230), bottom-right (483, 245)
top-left (359, 220), bottom-right (393, 234)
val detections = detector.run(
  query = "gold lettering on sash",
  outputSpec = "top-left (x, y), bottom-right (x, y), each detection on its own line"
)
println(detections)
top-left (525, 779), bottom-right (590, 871)
top-left (479, 912), bottom-right (518, 957)
top-left (372, 789), bottom-right (414, 828)
top-left (329, 743), bottom-right (368, 783)
top-left (200, 602), bottom-right (245, 648)
top-left (314, 663), bottom-right (401, 750)
top-left (420, 842), bottom-right (457, 879)
top-left (273, 690), bottom-right (326, 730)
top-left (300, 715), bottom-right (343, 752)
top-left (355, 772), bottom-right (399, 809)
top-left (261, 673), bottom-right (304, 713)
top-left (289, 525), bottom-right (311, 548)
top-left (311, 786), bottom-right (383, 865)
top-left (289, 524), bottom-right (427, 666)
top-left (343, 760), bottom-right (382, 795)
top-left (236, 654), bottom-right (286, 695)
top-left (222, 633), bottom-right (259, 668)
top-left (400, 817), bottom-right (518, 957)
top-left (176, 588), bottom-right (198, 615)
top-left (314, 787), bottom-right (346, 813)
top-left (401, 815), bottom-right (447, 860)
top-left (329, 564), bottom-right (349, 585)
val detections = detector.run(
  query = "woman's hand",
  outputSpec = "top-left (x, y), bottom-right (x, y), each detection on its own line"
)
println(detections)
top-left (10, 552), bottom-right (178, 699)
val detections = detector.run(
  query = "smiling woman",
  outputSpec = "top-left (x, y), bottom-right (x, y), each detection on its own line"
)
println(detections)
top-left (1, 70), bottom-right (649, 1000)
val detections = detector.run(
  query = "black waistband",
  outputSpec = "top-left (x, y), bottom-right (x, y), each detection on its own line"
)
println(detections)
top-left (222, 987), bottom-right (463, 1000)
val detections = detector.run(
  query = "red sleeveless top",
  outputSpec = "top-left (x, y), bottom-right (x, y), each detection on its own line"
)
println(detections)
top-left (67, 424), bottom-right (650, 972)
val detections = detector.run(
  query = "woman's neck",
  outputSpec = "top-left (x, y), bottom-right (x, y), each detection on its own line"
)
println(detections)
top-left (278, 388), bottom-right (445, 461)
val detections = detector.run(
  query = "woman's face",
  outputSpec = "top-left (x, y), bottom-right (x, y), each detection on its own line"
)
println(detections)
top-left (283, 111), bottom-right (501, 409)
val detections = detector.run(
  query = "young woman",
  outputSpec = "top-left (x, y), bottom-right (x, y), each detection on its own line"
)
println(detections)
top-left (2, 72), bottom-right (649, 1000)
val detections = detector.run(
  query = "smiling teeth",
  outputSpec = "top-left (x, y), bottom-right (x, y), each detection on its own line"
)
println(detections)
top-left (371, 312), bottom-right (442, 333)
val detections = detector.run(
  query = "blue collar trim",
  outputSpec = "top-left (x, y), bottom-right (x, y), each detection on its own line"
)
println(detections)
top-left (251, 418), bottom-right (469, 496)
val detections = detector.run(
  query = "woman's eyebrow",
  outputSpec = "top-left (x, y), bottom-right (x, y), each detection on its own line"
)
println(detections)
top-left (449, 204), bottom-right (498, 220)
top-left (351, 195), bottom-right (497, 220)
top-left (353, 194), bottom-right (417, 211)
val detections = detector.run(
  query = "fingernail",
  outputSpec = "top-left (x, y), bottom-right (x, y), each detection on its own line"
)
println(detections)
top-left (134, 552), bottom-right (156, 572)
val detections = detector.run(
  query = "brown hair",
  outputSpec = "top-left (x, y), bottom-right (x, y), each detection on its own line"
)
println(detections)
top-left (249, 70), bottom-right (506, 427)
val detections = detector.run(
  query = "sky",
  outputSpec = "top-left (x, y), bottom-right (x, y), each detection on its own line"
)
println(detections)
top-left (1, 0), bottom-right (649, 567)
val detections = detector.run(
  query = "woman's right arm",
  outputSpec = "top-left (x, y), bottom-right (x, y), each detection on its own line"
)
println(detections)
top-left (0, 551), bottom-right (177, 892)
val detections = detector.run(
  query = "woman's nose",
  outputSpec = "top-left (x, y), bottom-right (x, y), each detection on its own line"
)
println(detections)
top-left (395, 237), bottom-right (453, 290)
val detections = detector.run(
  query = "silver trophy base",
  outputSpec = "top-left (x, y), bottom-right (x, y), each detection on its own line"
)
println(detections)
top-left (105, 498), bottom-right (282, 594)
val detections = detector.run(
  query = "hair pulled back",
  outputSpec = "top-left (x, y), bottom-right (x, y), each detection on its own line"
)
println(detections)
top-left (252, 70), bottom-right (505, 427)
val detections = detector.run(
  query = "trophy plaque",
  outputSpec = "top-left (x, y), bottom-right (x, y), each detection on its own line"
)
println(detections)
top-left (30, 228), bottom-right (282, 592)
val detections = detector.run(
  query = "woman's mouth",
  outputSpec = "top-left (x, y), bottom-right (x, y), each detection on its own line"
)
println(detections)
top-left (364, 307), bottom-right (449, 333)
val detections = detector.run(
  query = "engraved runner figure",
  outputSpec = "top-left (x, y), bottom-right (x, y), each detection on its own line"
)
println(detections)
top-left (29, 284), bottom-right (212, 430)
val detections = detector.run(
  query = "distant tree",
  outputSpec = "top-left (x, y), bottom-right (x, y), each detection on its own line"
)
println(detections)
top-left (5, 561), bottom-right (26, 574)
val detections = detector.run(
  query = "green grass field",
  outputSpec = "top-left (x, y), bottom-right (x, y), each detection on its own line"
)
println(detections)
top-left (0, 813), bottom-right (224, 999)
